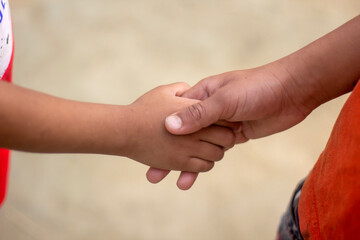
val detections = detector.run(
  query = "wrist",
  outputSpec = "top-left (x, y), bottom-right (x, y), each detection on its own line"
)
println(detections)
top-left (97, 104), bottom-right (138, 157)
top-left (273, 57), bottom-right (322, 114)
top-left (109, 104), bottom-right (139, 158)
top-left (273, 16), bottom-right (360, 112)
top-left (71, 103), bottom-right (136, 157)
top-left (259, 59), bottom-right (318, 119)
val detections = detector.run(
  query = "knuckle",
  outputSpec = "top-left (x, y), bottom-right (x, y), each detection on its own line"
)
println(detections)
top-left (178, 81), bottom-right (190, 88)
top-left (235, 131), bottom-right (249, 144)
top-left (186, 103), bottom-right (206, 121)
top-left (214, 148), bottom-right (225, 161)
top-left (225, 130), bottom-right (236, 148)
top-left (199, 161), bottom-right (215, 172)
top-left (189, 159), bottom-right (214, 172)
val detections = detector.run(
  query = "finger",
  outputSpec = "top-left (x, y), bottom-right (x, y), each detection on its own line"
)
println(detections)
top-left (162, 82), bottom-right (191, 96)
top-left (234, 131), bottom-right (249, 144)
top-left (192, 141), bottom-right (225, 162)
top-left (197, 125), bottom-right (236, 149)
top-left (181, 73), bottom-right (232, 100)
top-left (146, 167), bottom-right (170, 183)
top-left (212, 121), bottom-right (249, 144)
top-left (181, 81), bottom-right (209, 100)
top-left (165, 94), bottom-right (224, 135)
top-left (232, 123), bottom-right (250, 144)
top-left (184, 157), bottom-right (215, 172)
top-left (213, 121), bottom-right (248, 144)
top-left (177, 172), bottom-right (199, 190)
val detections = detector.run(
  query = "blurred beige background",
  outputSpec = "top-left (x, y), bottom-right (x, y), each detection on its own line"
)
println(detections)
top-left (0, 0), bottom-right (359, 239)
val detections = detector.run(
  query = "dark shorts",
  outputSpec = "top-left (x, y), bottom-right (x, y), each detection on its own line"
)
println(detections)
top-left (276, 179), bottom-right (305, 240)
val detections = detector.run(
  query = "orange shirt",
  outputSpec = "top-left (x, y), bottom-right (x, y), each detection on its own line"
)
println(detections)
top-left (299, 81), bottom-right (360, 239)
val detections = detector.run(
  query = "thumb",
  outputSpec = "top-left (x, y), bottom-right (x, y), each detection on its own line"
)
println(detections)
top-left (165, 94), bottom-right (224, 135)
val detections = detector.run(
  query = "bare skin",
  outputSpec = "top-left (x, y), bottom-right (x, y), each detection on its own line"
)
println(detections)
top-left (0, 82), bottom-right (236, 174)
top-left (147, 15), bottom-right (360, 189)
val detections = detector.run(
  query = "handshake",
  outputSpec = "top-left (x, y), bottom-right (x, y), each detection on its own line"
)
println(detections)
top-left (131, 80), bottom-right (243, 191)
top-left (129, 65), bottom-right (314, 190)
top-left (109, 15), bottom-right (360, 190)
top-left (0, 62), bottom-right (319, 191)
top-left (2, 15), bottom-right (358, 191)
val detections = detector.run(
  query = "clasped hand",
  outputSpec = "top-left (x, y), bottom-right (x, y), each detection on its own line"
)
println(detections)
top-left (147, 64), bottom-right (314, 190)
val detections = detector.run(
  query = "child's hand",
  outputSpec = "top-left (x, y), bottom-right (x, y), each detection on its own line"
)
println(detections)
top-left (145, 118), bottom-right (240, 190)
top-left (164, 66), bottom-right (312, 140)
top-left (124, 82), bottom-right (236, 173)
top-left (0, 80), bottom-right (234, 177)
top-left (149, 15), bottom-right (360, 189)
top-left (162, 17), bottom-right (360, 141)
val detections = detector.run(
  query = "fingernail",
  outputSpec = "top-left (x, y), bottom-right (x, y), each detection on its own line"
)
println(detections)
top-left (166, 115), bottom-right (182, 129)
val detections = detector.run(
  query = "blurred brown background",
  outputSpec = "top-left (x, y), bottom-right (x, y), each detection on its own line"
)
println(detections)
top-left (0, 0), bottom-right (359, 239)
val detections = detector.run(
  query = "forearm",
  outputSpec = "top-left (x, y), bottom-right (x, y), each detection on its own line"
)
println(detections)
top-left (276, 15), bottom-right (360, 110)
top-left (0, 81), bottom-right (133, 155)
